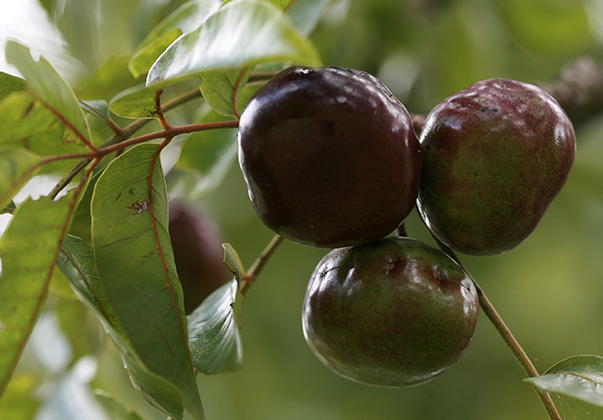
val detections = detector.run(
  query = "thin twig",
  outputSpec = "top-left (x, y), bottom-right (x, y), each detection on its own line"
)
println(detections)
top-left (240, 234), bottom-right (285, 296)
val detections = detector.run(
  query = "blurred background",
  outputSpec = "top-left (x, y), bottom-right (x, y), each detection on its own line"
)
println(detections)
top-left (1, 0), bottom-right (603, 419)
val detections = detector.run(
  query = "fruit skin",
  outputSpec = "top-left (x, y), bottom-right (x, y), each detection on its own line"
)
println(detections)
top-left (417, 78), bottom-right (576, 255)
top-left (302, 237), bottom-right (479, 388)
top-left (238, 66), bottom-right (421, 248)
top-left (169, 202), bottom-right (231, 314)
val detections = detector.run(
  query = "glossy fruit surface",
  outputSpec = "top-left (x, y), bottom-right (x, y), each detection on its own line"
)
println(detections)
top-left (169, 202), bottom-right (230, 314)
top-left (238, 66), bottom-right (421, 248)
top-left (302, 237), bottom-right (479, 387)
top-left (418, 78), bottom-right (576, 255)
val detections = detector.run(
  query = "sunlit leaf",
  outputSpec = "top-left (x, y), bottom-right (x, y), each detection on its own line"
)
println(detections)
top-left (187, 279), bottom-right (243, 374)
top-left (200, 67), bottom-right (251, 116)
top-left (525, 355), bottom-right (603, 407)
top-left (0, 195), bottom-right (73, 397)
top-left (0, 72), bottom-right (26, 101)
top-left (5, 41), bottom-right (91, 146)
top-left (147, 0), bottom-right (320, 85)
top-left (0, 149), bottom-right (42, 210)
top-left (129, 0), bottom-right (223, 79)
top-left (95, 390), bottom-right (146, 420)
top-left (59, 235), bottom-right (186, 419)
top-left (91, 143), bottom-right (204, 420)
top-left (287, 0), bottom-right (332, 36)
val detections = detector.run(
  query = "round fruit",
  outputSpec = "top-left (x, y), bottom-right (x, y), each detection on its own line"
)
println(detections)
top-left (238, 66), bottom-right (421, 248)
top-left (302, 237), bottom-right (479, 387)
top-left (417, 78), bottom-right (576, 255)
top-left (169, 202), bottom-right (230, 314)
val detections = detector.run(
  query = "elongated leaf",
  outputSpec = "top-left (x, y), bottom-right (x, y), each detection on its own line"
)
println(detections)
top-left (0, 149), bottom-right (42, 209)
top-left (200, 67), bottom-right (251, 116)
top-left (526, 355), bottom-right (603, 407)
top-left (129, 0), bottom-right (223, 78)
top-left (0, 72), bottom-right (26, 100)
top-left (58, 235), bottom-right (185, 419)
top-left (91, 143), bottom-right (203, 420)
top-left (0, 195), bottom-right (73, 397)
top-left (110, 0), bottom-right (320, 118)
top-left (5, 41), bottom-right (91, 146)
top-left (222, 243), bottom-right (246, 280)
top-left (187, 279), bottom-right (243, 374)
top-left (147, 0), bottom-right (320, 85)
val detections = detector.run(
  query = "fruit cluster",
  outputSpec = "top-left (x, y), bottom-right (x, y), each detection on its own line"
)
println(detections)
top-left (237, 66), bottom-right (576, 387)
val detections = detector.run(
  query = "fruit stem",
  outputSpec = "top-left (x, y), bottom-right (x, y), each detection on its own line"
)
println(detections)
top-left (240, 234), bottom-right (285, 295)
top-left (431, 239), bottom-right (562, 420)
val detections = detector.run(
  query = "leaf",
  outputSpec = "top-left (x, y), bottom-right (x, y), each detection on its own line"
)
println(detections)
top-left (79, 100), bottom-right (112, 125)
top-left (287, 0), bottom-right (333, 36)
top-left (58, 235), bottom-right (186, 419)
top-left (95, 390), bottom-right (146, 420)
top-left (200, 67), bottom-right (252, 116)
top-left (91, 143), bottom-right (204, 420)
top-left (187, 279), bottom-right (243, 374)
top-left (129, 0), bottom-right (223, 79)
top-left (147, 0), bottom-right (320, 85)
top-left (1, 201), bottom-right (16, 215)
top-left (110, 0), bottom-right (320, 119)
top-left (0, 149), bottom-right (42, 210)
top-left (0, 373), bottom-right (40, 420)
top-left (167, 109), bottom-right (237, 199)
top-left (0, 72), bottom-right (26, 101)
top-left (525, 355), bottom-right (603, 407)
top-left (0, 195), bottom-right (73, 397)
top-left (5, 41), bottom-right (91, 147)
top-left (222, 243), bottom-right (246, 281)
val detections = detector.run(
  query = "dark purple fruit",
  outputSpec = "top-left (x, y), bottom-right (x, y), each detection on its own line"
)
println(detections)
top-left (238, 66), bottom-right (421, 248)
top-left (418, 78), bottom-right (576, 255)
top-left (169, 202), bottom-right (230, 314)
top-left (302, 237), bottom-right (479, 387)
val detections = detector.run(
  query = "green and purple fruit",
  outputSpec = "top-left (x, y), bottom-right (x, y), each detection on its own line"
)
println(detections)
top-left (238, 66), bottom-right (421, 248)
top-left (302, 237), bottom-right (479, 387)
top-left (169, 202), bottom-right (230, 314)
top-left (418, 78), bottom-right (576, 255)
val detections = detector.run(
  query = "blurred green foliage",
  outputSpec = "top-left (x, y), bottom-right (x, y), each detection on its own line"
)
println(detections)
top-left (2, 0), bottom-right (603, 419)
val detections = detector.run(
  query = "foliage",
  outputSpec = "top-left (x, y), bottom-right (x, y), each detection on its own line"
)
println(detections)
top-left (0, 0), bottom-right (602, 419)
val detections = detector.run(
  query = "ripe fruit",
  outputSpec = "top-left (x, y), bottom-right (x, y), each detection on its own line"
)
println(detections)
top-left (238, 66), bottom-right (421, 248)
top-left (169, 202), bottom-right (230, 314)
top-left (302, 237), bottom-right (479, 387)
top-left (417, 78), bottom-right (576, 255)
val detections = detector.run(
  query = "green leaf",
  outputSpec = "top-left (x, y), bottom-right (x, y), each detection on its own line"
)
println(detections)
top-left (147, 0), bottom-right (320, 86)
top-left (187, 279), bottom-right (243, 374)
top-left (94, 390), bottom-right (146, 420)
top-left (129, 0), bottom-right (223, 79)
top-left (1, 201), bottom-right (16, 215)
top-left (0, 72), bottom-right (26, 101)
top-left (525, 355), bottom-right (603, 407)
top-left (5, 41), bottom-right (91, 147)
top-left (167, 109), bottom-right (237, 199)
top-left (58, 235), bottom-right (186, 419)
top-left (0, 149), bottom-right (42, 210)
top-left (0, 195), bottom-right (73, 397)
top-left (222, 243), bottom-right (246, 281)
top-left (200, 67), bottom-right (252, 116)
top-left (79, 100), bottom-right (112, 124)
top-left (287, 0), bottom-right (332, 36)
top-left (0, 373), bottom-right (40, 420)
top-left (91, 143), bottom-right (204, 420)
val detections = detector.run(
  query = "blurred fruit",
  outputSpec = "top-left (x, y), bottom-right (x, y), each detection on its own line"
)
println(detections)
top-left (238, 66), bottom-right (421, 248)
top-left (302, 237), bottom-right (479, 387)
top-left (169, 201), bottom-right (231, 314)
top-left (417, 78), bottom-right (576, 255)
